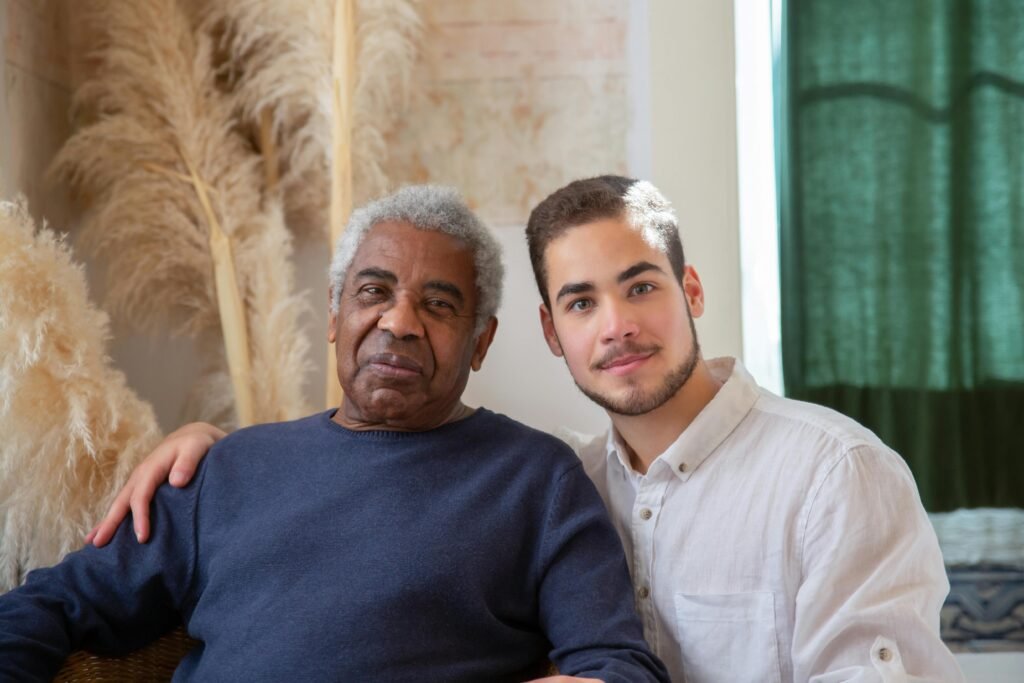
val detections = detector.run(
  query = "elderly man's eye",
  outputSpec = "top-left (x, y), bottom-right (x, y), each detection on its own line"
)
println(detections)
top-left (356, 285), bottom-right (388, 300)
top-left (425, 298), bottom-right (455, 313)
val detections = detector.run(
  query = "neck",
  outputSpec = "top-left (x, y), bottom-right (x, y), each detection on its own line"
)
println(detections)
top-left (609, 359), bottom-right (722, 474)
top-left (333, 400), bottom-right (476, 432)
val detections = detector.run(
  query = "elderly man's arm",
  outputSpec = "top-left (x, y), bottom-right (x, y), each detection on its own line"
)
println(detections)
top-left (87, 421), bottom-right (224, 546)
top-left (0, 474), bottom-right (200, 679)
top-left (792, 445), bottom-right (965, 682)
top-left (535, 462), bottom-right (670, 683)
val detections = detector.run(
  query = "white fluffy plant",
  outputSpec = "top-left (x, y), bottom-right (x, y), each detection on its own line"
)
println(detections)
top-left (51, 0), bottom-right (311, 429)
top-left (190, 0), bottom-right (423, 235)
top-left (0, 199), bottom-right (163, 591)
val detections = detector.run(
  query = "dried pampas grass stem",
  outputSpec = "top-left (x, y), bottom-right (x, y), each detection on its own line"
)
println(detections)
top-left (327, 0), bottom-right (356, 409)
top-left (180, 148), bottom-right (255, 427)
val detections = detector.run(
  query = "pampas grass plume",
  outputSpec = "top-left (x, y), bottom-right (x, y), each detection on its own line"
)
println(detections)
top-left (0, 199), bottom-right (163, 590)
top-left (51, 0), bottom-right (312, 428)
top-left (195, 0), bottom-right (423, 234)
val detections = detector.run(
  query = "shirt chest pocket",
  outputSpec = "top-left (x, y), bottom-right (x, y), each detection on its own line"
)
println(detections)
top-left (674, 591), bottom-right (782, 683)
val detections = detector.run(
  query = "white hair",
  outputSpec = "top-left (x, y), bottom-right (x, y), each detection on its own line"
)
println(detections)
top-left (328, 185), bottom-right (504, 335)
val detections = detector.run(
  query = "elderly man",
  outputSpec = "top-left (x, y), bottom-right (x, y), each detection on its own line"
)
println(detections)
top-left (0, 186), bottom-right (669, 682)
top-left (92, 177), bottom-right (964, 682)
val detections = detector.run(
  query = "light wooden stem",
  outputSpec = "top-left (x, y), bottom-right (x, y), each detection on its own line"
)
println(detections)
top-left (180, 151), bottom-right (255, 428)
top-left (327, 0), bottom-right (356, 409)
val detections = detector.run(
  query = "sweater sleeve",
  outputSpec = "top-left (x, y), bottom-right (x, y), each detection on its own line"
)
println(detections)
top-left (536, 461), bottom-right (669, 683)
top-left (0, 473), bottom-right (201, 680)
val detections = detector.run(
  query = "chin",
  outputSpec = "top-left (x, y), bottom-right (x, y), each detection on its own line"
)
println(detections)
top-left (575, 378), bottom-right (670, 417)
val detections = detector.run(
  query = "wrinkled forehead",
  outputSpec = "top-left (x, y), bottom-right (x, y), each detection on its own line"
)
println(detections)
top-left (349, 221), bottom-right (477, 288)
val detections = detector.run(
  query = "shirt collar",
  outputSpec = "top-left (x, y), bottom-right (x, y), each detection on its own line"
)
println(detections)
top-left (604, 357), bottom-right (762, 482)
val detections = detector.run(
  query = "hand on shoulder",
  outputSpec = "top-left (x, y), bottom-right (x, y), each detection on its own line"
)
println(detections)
top-left (85, 422), bottom-right (226, 547)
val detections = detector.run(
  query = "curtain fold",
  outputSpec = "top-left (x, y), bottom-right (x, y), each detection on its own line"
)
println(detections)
top-left (779, 0), bottom-right (1024, 510)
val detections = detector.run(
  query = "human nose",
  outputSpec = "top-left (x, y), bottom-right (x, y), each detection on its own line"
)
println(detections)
top-left (599, 297), bottom-right (639, 344)
top-left (377, 295), bottom-right (425, 339)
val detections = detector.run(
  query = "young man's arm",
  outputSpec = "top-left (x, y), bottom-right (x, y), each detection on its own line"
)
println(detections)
top-left (792, 445), bottom-right (964, 682)
top-left (87, 422), bottom-right (224, 546)
top-left (536, 461), bottom-right (670, 683)
top-left (0, 473), bottom-right (200, 678)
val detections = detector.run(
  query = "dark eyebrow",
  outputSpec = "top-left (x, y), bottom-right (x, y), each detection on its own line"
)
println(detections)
top-left (554, 261), bottom-right (665, 303)
top-left (354, 267), bottom-right (397, 283)
top-left (424, 280), bottom-right (465, 305)
top-left (555, 281), bottom-right (595, 303)
top-left (617, 261), bottom-right (665, 283)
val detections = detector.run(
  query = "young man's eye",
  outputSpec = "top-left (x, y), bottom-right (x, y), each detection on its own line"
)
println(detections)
top-left (630, 283), bottom-right (655, 296)
top-left (568, 298), bottom-right (593, 313)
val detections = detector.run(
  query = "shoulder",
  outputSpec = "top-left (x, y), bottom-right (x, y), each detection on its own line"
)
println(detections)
top-left (752, 390), bottom-right (887, 453)
top-left (214, 412), bottom-right (325, 450)
top-left (472, 410), bottom-right (582, 474)
top-left (739, 390), bottom-right (921, 506)
top-left (474, 409), bottom-right (578, 456)
top-left (745, 390), bottom-right (912, 476)
top-left (552, 426), bottom-right (608, 481)
top-left (201, 412), bottom-right (327, 475)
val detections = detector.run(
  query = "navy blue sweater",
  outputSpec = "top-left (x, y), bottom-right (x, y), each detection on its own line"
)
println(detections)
top-left (0, 409), bottom-right (668, 682)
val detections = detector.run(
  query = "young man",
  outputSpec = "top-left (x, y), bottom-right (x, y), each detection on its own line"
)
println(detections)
top-left (92, 176), bottom-right (963, 682)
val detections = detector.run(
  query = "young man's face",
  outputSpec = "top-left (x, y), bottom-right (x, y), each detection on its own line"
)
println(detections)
top-left (539, 217), bottom-right (705, 416)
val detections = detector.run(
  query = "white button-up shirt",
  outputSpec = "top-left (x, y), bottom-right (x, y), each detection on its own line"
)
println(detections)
top-left (564, 358), bottom-right (964, 683)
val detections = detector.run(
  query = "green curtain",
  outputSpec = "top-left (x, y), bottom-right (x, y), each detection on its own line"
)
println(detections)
top-left (778, 0), bottom-right (1024, 511)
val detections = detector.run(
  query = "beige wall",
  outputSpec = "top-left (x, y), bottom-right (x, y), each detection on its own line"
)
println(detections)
top-left (649, 0), bottom-right (743, 362)
top-left (0, 0), bottom-right (79, 227)
top-left (463, 0), bottom-right (743, 435)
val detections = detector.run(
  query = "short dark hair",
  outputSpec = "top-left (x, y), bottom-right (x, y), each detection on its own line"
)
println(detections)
top-left (525, 175), bottom-right (685, 308)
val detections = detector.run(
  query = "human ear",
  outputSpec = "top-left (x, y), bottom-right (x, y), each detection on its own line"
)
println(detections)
top-left (539, 304), bottom-right (563, 357)
top-left (470, 317), bottom-right (499, 371)
top-left (327, 287), bottom-right (338, 343)
top-left (681, 266), bottom-right (705, 318)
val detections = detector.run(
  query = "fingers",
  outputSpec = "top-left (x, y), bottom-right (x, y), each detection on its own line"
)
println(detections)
top-left (87, 432), bottom-right (179, 546)
top-left (168, 448), bottom-right (205, 488)
top-left (89, 485), bottom-right (133, 547)
top-left (167, 423), bottom-right (224, 488)
top-left (86, 422), bottom-right (227, 547)
top-left (127, 454), bottom-right (178, 543)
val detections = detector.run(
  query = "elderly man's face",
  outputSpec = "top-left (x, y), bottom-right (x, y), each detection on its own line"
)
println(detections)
top-left (328, 220), bottom-right (497, 430)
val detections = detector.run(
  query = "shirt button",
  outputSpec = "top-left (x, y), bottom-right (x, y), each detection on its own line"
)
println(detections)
top-left (637, 586), bottom-right (650, 599)
top-left (639, 508), bottom-right (653, 520)
top-left (878, 647), bottom-right (892, 662)
top-left (677, 462), bottom-right (687, 472)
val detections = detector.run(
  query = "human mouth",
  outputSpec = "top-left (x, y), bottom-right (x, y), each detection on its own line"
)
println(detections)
top-left (366, 353), bottom-right (423, 379)
top-left (598, 352), bottom-right (655, 376)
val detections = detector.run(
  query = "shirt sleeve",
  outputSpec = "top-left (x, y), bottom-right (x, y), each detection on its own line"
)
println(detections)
top-left (0, 475), bottom-right (201, 680)
top-left (535, 461), bottom-right (670, 683)
top-left (792, 445), bottom-right (965, 683)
